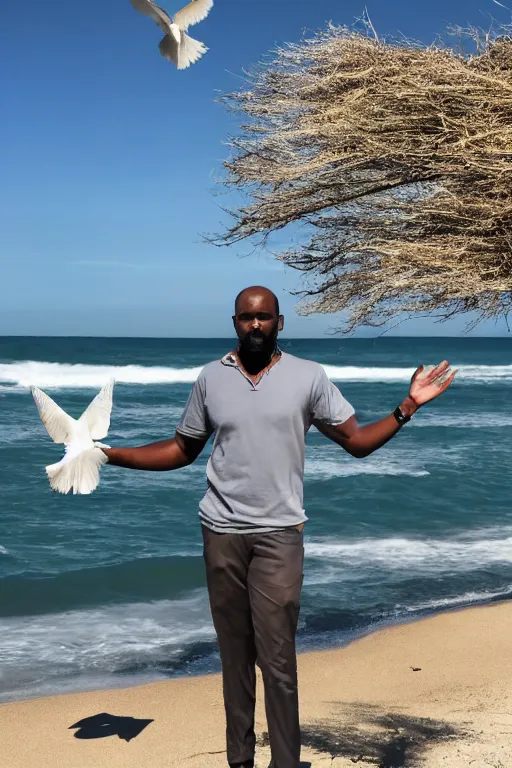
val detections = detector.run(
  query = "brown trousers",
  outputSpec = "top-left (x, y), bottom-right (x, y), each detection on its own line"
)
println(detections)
top-left (202, 525), bottom-right (305, 768)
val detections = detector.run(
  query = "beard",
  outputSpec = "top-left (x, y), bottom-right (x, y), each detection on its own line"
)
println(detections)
top-left (239, 330), bottom-right (277, 357)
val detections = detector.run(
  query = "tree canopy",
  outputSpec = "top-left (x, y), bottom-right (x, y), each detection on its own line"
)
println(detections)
top-left (213, 23), bottom-right (512, 332)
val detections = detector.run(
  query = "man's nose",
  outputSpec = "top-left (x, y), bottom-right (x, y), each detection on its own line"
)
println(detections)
top-left (251, 318), bottom-right (261, 330)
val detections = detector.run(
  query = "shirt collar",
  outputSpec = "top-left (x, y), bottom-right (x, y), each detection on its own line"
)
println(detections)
top-left (221, 344), bottom-right (283, 368)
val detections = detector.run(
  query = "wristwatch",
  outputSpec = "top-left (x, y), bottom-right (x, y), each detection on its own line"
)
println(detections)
top-left (393, 405), bottom-right (411, 426)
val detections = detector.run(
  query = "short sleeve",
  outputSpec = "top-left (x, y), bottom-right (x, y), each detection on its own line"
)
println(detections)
top-left (176, 373), bottom-right (213, 441)
top-left (310, 367), bottom-right (355, 427)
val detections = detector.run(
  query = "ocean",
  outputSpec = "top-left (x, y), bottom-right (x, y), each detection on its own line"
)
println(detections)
top-left (0, 336), bottom-right (511, 704)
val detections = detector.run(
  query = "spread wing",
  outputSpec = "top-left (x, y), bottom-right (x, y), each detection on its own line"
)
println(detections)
top-left (78, 380), bottom-right (115, 441)
top-left (174, 0), bottom-right (213, 29)
top-left (130, 0), bottom-right (173, 32)
top-left (32, 387), bottom-right (76, 444)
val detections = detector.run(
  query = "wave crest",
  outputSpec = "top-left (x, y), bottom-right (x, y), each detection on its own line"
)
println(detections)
top-left (0, 361), bottom-right (203, 388)
top-left (306, 530), bottom-right (512, 572)
top-left (1, 360), bottom-right (512, 389)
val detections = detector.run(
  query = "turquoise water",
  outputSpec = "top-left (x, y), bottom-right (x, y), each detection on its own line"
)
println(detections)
top-left (1, 336), bottom-right (511, 703)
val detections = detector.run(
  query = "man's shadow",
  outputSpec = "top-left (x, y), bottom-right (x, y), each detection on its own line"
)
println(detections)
top-left (69, 712), bottom-right (153, 742)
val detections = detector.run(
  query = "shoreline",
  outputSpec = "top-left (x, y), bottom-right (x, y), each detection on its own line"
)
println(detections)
top-left (2, 599), bottom-right (512, 767)
top-left (2, 593), bottom-right (512, 707)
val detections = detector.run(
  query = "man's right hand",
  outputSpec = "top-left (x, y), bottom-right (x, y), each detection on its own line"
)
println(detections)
top-left (102, 432), bottom-right (207, 471)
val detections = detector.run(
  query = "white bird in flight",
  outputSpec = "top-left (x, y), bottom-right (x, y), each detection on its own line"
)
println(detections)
top-left (130, 0), bottom-right (214, 70)
top-left (31, 381), bottom-right (114, 495)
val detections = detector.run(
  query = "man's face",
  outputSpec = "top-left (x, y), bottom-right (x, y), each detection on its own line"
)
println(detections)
top-left (233, 293), bottom-right (284, 356)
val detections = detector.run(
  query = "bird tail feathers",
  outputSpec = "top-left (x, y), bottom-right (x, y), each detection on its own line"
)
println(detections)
top-left (46, 445), bottom-right (109, 495)
top-left (159, 31), bottom-right (208, 69)
top-left (178, 31), bottom-right (208, 69)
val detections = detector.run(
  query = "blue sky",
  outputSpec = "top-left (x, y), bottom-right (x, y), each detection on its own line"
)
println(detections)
top-left (1, 0), bottom-right (510, 337)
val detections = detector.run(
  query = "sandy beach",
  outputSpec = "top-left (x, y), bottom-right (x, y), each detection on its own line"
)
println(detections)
top-left (2, 602), bottom-right (512, 768)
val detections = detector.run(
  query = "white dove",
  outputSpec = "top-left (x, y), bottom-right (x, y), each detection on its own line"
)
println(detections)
top-left (130, 0), bottom-right (213, 70)
top-left (31, 380), bottom-right (115, 495)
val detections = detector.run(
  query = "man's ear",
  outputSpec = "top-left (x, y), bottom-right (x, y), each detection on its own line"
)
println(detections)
top-left (278, 315), bottom-right (284, 332)
top-left (232, 315), bottom-right (236, 329)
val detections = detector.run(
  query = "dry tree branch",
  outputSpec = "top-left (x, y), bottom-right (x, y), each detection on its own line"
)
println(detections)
top-left (208, 19), bottom-right (512, 329)
top-left (210, 22), bottom-right (512, 332)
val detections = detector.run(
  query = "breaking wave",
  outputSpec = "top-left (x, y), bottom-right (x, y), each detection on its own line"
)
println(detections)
top-left (1, 360), bottom-right (511, 389)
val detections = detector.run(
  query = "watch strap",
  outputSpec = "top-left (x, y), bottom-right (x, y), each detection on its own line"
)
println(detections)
top-left (393, 406), bottom-right (411, 426)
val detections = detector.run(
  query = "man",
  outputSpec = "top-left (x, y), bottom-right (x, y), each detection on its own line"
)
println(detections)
top-left (103, 286), bottom-right (455, 768)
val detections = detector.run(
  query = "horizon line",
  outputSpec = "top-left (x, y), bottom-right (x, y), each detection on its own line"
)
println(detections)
top-left (0, 334), bottom-right (510, 341)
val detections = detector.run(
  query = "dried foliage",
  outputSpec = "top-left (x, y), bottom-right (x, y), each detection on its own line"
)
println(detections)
top-left (213, 23), bottom-right (512, 331)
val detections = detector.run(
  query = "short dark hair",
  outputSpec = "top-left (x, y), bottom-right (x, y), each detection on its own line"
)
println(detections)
top-left (234, 287), bottom-right (280, 316)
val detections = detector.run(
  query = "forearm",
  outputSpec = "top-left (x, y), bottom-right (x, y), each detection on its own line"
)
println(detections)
top-left (343, 396), bottom-right (418, 458)
top-left (319, 361), bottom-right (455, 459)
top-left (103, 434), bottom-right (201, 471)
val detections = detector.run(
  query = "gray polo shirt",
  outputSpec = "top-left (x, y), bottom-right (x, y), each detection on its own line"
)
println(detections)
top-left (176, 350), bottom-right (355, 533)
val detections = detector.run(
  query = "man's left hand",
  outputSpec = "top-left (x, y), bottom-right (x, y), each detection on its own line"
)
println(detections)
top-left (409, 361), bottom-right (457, 408)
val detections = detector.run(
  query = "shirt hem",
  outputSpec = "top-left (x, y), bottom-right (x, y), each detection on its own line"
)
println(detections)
top-left (199, 515), bottom-right (308, 535)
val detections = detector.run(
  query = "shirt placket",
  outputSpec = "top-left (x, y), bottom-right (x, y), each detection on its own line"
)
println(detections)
top-left (222, 351), bottom-right (282, 391)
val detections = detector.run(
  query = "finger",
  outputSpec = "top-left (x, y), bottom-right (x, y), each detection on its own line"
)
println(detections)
top-left (417, 362), bottom-right (447, 384)
top-left (430, 360), bottom-right (450, 378)
top-left (428, 362), bottom-right (452, 385)
top-left (437, 366), bottom-right (456, 386)
top-left (438, 369), bottom-right (457, 391)
top-left (411, 364), bottom-right (424, 383)
top-left (428, 370), bottom-right (457, 395)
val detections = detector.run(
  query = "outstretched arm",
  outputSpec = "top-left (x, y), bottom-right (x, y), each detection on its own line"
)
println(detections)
top-left (316, 361), bottom-right (456, 459)
top-left (316, 408), bottom-right (412, 458)
top-left (104, 369), bottom-right (213, 471)
top-left (102, 432), bottom-right (207, 471)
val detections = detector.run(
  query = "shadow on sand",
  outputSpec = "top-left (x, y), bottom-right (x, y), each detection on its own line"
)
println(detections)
top-left (69, 712), bottom-right (154, 742)
top-left (68, 703), bottom-right (468, 765)
top-left (297, 702), bottom-right (469, 767)
top-left (257, 732), bottom-right (312, 766)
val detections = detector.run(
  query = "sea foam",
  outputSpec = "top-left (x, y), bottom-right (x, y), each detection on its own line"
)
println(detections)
top-left (305, 529), bottom-right (512, 572)
top-left (1, 360), bottom-right (511, 389)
